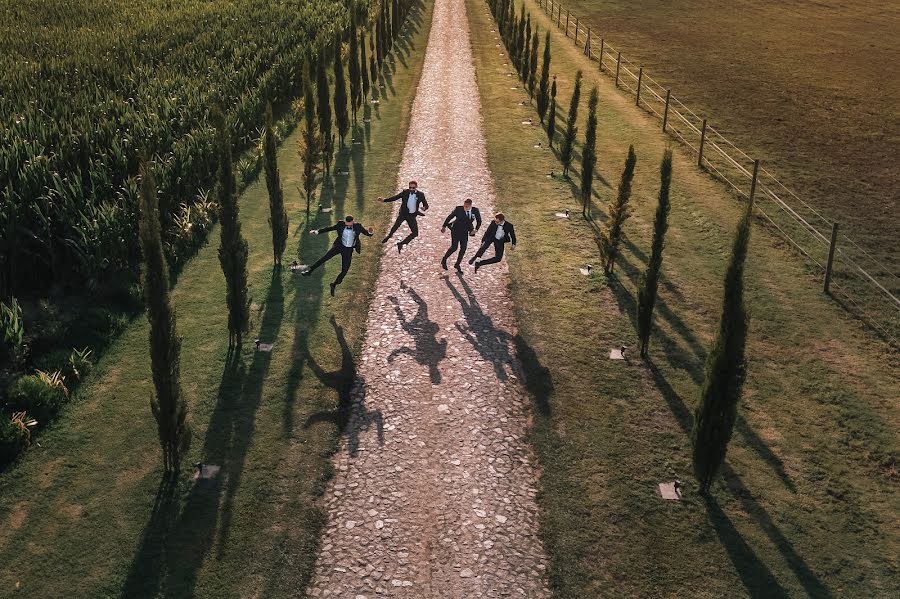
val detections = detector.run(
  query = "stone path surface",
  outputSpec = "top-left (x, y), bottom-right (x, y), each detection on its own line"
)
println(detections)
top-left (308, 0), bottom-right (550, 596)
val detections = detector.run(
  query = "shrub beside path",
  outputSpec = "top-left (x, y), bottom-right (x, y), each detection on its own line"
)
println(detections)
top-left (307, 0), bottom-right (551, 596)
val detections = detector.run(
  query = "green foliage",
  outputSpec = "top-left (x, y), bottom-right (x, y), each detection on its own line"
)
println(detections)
top-left (692, 202), bottom-right (752, 492)
top-left (349, 8), bottom-right (362, 122)
top-left (537, 32), bottom-right (551, 122)
top-left (138, 162), bottom-right (191, 474)
top-left (636, 149), bottom-right (673, 357)
top-left (300, 70), bottom-right (324, 219)
top-left (361, 30), bottom-right (371, 101)
top-left (599, 145), bottom-right (637, 274)
top-left (528, 28), bottom-right (539, 100)
top-left (0, 0), bottom-right (351, 298)
top-left (333, 35), bottom-right (350, 144)
top-left (0, 297), bottom-right (24, 367)
top-left (369, 31), bottom-right (379, 90)
top-left (316, 47), bottom-right (335, 175)
top-left (559, 70), bottom-right (583, 176)
top-left (263, 104), bottom-right (289, 266)
top-left (7, 373), bottom-right (67, 424)
top-left (214, 113), bottom-right (251, 347)
top-left (580, 87), bottom-right (599, 217)
top-left (0, 412), bottom-right (34, 467)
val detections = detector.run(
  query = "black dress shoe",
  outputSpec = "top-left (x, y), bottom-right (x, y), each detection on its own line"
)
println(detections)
top-left (329, 283), bottom-right (337, 297)
top-left (441, 258), bottom-right (448, 270)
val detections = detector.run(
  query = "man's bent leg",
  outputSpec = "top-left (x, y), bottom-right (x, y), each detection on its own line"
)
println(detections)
top-left (334, 248), bottom-right (353, 285)
top-left (455, 235), bottom-right (469, 267)
top-left (383, 213), bottom-right (406, 242)
top-left (399, 216), bottom-right (419, 247)
top-left (308, 246), bottom-right (341, 272)
top-left (478, 241), bottom-right (506, 266)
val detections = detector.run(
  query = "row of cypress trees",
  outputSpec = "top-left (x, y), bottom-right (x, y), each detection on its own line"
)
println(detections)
top-left (485, 1), bottom-right (755, 493)
top-left (136, 0), bottom-right (418, 474)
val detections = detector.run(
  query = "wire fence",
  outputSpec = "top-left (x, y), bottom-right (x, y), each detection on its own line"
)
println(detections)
top-left (536, 0), bottom-right (899, 346)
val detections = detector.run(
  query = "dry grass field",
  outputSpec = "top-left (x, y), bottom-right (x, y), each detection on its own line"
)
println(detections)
top-left (559, 0), bottom-right (899, 272)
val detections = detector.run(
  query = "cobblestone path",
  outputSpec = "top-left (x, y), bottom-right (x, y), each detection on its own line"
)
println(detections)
top-left (308, 0), bottom-right (550, 596)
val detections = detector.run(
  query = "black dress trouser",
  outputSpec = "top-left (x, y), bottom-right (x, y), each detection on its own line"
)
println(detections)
top-left (387, 213), bottom-right (419, 246)
top-left (474, 239), bottom-right (505, 266)
top-left (308, 245), bottom-right (354, 284)
top-left (443, 231), bottom-right (470, 266)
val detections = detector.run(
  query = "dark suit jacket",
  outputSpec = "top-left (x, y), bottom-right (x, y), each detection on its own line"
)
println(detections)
top-left (318, 222), bottom-right (373, 253)
top-left (443, 206), bottom-right (482, 235)
top-left (482, 221), bottom-right (516, 245)
top-left (385, 189), bottom-right (428, 216)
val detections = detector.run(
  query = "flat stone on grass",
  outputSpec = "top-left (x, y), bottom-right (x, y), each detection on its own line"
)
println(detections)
top-left (657, 482), bottom-right (682, 501)
top-left (609, 348), bottom-right (626, 360)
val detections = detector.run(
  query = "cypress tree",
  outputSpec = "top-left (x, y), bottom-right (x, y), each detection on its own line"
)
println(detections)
top-left (300, 69), bottom-right (323, 218)
top-left (360, 30), bottom-right (371, 102)
top-left (138, 162), bottom-right (191, 475)
top-left (537, 32), bottom-right (551, 123)
top-left (692, 200), bottom-right (753, 493)
top-left (333, 35), bottom-right (350, 144)
top-left (560, 70), bottom-right (583, 176)
top-left (581, 87), bottom-right (599, 218)
top-left (599, 145), bottom-right (637, 274)
top-left (263, 103), bottom-right (289, 266)
top-left (636, 149), bottom-right (673, 358)
top-left (349, 8), bottom-right (361, 123)
top-left (369, 31), bottom-right (378, 89)
top-left (527, 28), bottom-right (539, 100)
top-left (375, 6), bottom-right (385, 70)
top-left (547, 76), bottom-right (557, 147)
top-left (516, 5), bottom-right (527, 70)
top-left (520, 16), bottom-right (531, 81)
top-left (215, 110), bottom-right (250, 348)
top-left (316, 47), bottom-right (334, 174)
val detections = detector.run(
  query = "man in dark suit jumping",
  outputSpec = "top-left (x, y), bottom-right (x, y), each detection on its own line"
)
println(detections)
top-left (378, 180), bottom-right (428, 253)
top-left (302, 215), bottom-right (374, 297)
top-left (469, 213), bottom-right (516, 274)
top-left (440, 198), bottom-right (482, 271)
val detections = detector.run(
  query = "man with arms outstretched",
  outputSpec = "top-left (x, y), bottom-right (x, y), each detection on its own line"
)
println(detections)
top-left (302, 215), bottom-right (374, 297)
top-left (441, 198), bottom-right (482, 271)
top-left (469, 213), bottom-right (516, 274)
top-left (378, 180), bottom-right (428, 253)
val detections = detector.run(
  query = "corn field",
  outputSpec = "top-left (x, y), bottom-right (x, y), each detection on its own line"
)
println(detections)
top-left (0, 0), bottom-right (363, 299)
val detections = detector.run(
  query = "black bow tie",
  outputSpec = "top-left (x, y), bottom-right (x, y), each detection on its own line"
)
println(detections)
top-left (345, 226), bottom-right (353, 230)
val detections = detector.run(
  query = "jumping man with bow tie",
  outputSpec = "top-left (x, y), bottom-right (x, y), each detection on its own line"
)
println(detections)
top-left (469, 213), bottom-right (516, 274)
top-left (302, 215), bottom-right (374, 297)
top-left (378, 180), bottom-right (429, 253)
top-left (440, 198), bottom-right (482, 271)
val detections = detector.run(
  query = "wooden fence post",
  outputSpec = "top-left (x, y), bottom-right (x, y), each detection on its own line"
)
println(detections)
top-left (615, 51), bottom-right (621, 87)
top-left (598, 39), bottom-right (604, 71)
top-left (565, 10), bottom-right (569, 35)
top-left (662, 89), bottom-right (671, 131)
top-left (824, 222), bottom-right (839, 294)
top-left (698, 118), bottom-right (707, 167)
top-left (748, 159), bottom-right (760, 207)
top-left (557, 7), bottom-right (561, 28)
top-left (636, 67), bottom-right (643, 106)
top-left (575, 18), bottom-right (579, 44)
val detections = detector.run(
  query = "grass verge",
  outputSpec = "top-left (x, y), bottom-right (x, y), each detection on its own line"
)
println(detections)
top-left (0, 2), bottom-right (434, 596)
top-left (467, 0), bottom-right (898, 596)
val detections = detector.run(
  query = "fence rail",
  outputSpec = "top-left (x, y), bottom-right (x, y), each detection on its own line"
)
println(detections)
top-left (535, 0), bottom-right (899, 345)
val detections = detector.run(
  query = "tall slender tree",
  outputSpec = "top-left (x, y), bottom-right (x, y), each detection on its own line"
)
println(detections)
top-left (138, 162), bottom-right (191, 475)
top-left (537, 32), bottom-right (551, 122)
top-left (560, 70), bottom-right (583, 176)
top-left (636, 149), bottom-right (673, 357)
top-left (360, 30), bottom-right (371, 101)
top-left (369, 31), bottom-right (378, 91)
top-left (300, 69), bottom-right (323, 218)
top-left (580, 87), bottom-right (599, 218)
top-left (527, 28), bottom-right (539, 100)
top-left (263, 103), bottom-right (288, 266)
top-left (349, 7), bottom-right (361, 123)
top-left (333, 35), bottom-right (350, 144)
top-left (598, 145), bottom-right (637, 274)
top-left (547, 76), bottom-right (557, 147)
top-left (520, 15), bottom-right (531, 81)
top-left (516, 5), bottom-right (527, 70)
top-left (692, 200), bottom-right (753, 493)
top-left (316, 47), bottom-right (334, 174)
top-left (215, 110), bottom-right (250, 347)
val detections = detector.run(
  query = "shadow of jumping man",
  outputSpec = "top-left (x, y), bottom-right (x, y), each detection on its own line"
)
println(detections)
top-left (304, 316), bottom-right (383, 457)
top-left (387, 282), bottom-right (447, 384)
top-left (443, 273), bottom-right (514, 381)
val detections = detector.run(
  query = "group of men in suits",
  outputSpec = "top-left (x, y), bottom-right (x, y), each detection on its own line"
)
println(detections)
top-left (302, 180), bottom-right (516, 296)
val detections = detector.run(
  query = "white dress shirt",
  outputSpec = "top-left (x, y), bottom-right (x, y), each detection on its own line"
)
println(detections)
top-left (494, 224), bottom-right (505, 241)
top-left (406, 192), bottom-right (417, 215)
top-left (341, 226), bottom-right (356, 248)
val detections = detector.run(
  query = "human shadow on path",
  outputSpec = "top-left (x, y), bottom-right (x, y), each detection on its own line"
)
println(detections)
top-left (304, 316), bottom-right (383, 457)
top-left (512, 334), bottom-right (553, 417)
top-left (121, 271), bottom-right (285, 597)
top-left (387, 282), bottom-right (446, 384)
top-left (444, 273), bottom-right (514, 381)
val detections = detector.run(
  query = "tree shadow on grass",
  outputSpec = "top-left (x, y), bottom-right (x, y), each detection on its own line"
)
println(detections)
top-left (303, 316), bottom-right (383, 457)
top-left (512, 334), bottom-right (553, 417)
top-left (120, 271), bottom-right (285, 597)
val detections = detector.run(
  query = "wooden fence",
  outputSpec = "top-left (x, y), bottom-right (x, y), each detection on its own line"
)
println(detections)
top-left (534, 0), bottom-right (899, 345)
